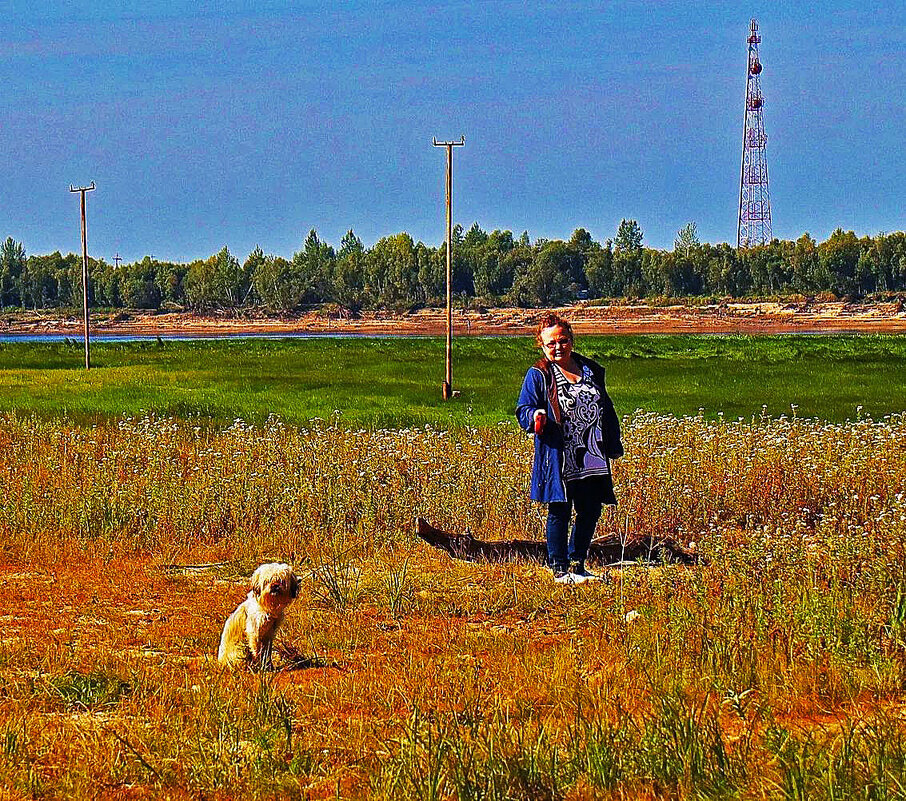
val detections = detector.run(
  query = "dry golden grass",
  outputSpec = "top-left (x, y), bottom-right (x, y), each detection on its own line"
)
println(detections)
top-left (0, 411), bottom-right (905, 798)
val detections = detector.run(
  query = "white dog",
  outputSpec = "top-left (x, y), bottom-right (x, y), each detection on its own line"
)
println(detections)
top-left (217, 563), bottom-right (301, 669)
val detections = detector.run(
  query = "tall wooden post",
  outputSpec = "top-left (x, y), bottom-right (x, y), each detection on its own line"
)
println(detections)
top-left (432, 136), bottom-right (464, 400)
top-left (70, 182), bottom-right (96, 370)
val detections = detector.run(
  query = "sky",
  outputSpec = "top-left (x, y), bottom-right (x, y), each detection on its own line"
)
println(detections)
top-left (2, 1), bottom-right (904, 263)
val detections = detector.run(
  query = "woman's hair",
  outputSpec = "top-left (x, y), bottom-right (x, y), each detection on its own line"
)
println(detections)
top-left (535, 312), bottom-right (574, 347)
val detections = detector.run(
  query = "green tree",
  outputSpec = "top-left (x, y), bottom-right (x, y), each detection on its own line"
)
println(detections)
top-left (744, 243), bottom-right (790, 295)
top-left (788, 233), bottom-right (822, 293)
top-left (460, 222), bottom-right (488, 298)
top-left (20, 253), bottom-right (65, 309)
top-left (657, 250), bottom-right (703, 296)
top-left (472, 229), bottom-right (517, 299)
top-left (251, 255), bottom-right (303, 312)
top-left (612, 251), bottom-right (644, 296)
top-left (642, 250), bottom-right (670, 296)
top-left (615, 219), bottom-right (644, 253)
top-left (855, 249), bottom-right (880, 295)
top-left (706, 244), bottom-right (749, 296)
top-left (331, 230), bottom-right (367, 311)
top-left (0, 237), bottom-right (26, 307)
top-left (91, 259), bottom-right (122, 307)
top-left (508, 248), bottom-right (570, 307)
top-left (897, 254), bottom-right (906, 291)
top-left (875, 232), bottom-right (906, 292)
top-left (214, 246), bottom-right (247, 307)
top-left (569, 228), bottom-right (595, 255)
top-left (819, 229), bottom-right (861, 296)
top-left (155, 261), bottom-right (189, 307)
top-left (415, 242), bottom-right (443, 305)
top-left (121, 257), bottom-right (163, 309)
top-left (185, 247), bottom-right (245, 310)
top-left (674, 222), bottom-right (700, 256)
top-left (585, 243), bottom-right (615, 297)
top-left (367, 233), bottom-right (419, 308)
top-left (292, 229), bottom-right (335, 305)
top-left (612, 220), bottom-right (645, 296)
top-left (242, 247), bottom-right (267, 306)
top-left (52, 253), bottom-right (84, 307)
top-left (437, 223), bottom-right (472, 296)
top-left (462, 222), bottom-right (488, 250)
top-left (536, 239), bottom-right (586, 295)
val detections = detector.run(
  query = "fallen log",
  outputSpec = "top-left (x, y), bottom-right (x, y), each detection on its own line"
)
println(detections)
top-left (415, 518), bottom-right (700, 567)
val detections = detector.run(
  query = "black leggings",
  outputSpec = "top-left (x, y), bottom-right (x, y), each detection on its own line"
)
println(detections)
top-left (545, 476), bottom-right (614, 570)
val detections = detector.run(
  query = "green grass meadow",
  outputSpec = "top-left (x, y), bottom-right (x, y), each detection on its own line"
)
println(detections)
top-left (2, 334), bottom-right (906, 797)
top-left (1, 334), bottom-right (905, 425)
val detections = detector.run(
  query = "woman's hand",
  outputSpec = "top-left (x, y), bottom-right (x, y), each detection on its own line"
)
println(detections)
top-left (533, 409), bottom-right (547, 435)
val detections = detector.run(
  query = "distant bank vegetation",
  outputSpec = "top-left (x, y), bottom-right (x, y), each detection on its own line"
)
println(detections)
top-left (2, 220), bottom-right (906, 313)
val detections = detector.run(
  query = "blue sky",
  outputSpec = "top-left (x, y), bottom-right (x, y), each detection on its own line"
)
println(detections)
top-left (2, 1), bottom-right (904, 262)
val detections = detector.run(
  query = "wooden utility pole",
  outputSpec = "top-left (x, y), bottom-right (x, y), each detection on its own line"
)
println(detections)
top-left (432, 136), bottom-right (464, 400)
top-left (114, 253), bottom-right (122, 269)
top-left (69, 182), bottom-right (96, 370)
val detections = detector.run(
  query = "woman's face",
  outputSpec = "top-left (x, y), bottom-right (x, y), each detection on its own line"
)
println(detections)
top-left (539, 325), bottom-right (573, 366)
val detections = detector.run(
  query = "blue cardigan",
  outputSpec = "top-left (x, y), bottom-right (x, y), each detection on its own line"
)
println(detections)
top-left (515, 353), bottom-right (624, 503)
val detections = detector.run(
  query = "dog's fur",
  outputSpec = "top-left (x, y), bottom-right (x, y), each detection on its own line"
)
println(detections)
top-left (217, 563), bottom-right (301, 669)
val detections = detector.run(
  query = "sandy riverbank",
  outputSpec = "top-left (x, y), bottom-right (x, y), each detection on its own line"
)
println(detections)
top-left (3, 300), bottom-right (906, 338)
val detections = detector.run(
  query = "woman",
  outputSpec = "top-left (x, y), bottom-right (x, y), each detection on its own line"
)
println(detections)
top-left (516, 312), bottom-right (623, 583)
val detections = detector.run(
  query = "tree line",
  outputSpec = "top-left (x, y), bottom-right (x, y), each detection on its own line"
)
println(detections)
top-left (2, 220), bottom-right (905, 313)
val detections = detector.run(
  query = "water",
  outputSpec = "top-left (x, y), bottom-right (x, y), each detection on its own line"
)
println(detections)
top-left (0, 332), bottom-right (421, 343)
top-left (0, 329), bottom-right (877, 344)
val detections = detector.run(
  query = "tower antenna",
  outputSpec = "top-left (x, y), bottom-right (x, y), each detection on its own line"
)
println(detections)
top-left (737, 19), bottom-right (772, 248)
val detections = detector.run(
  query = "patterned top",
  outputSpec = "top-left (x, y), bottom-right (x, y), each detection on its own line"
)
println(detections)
top-left (552, 363), bottom-right (610, 481)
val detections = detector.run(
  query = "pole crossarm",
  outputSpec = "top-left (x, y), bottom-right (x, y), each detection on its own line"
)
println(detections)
top-left (69, 182), bottom-right (96, 194)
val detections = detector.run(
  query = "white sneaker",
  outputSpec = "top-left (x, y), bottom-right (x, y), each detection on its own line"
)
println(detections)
top-left (571, 563), bottom-right (603, 582)
top-left (553, 569), bottom-right (586, 585)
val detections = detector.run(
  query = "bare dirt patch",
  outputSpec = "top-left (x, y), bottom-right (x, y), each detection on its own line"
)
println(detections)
top-left (4, 299), bottom-right (906, 338)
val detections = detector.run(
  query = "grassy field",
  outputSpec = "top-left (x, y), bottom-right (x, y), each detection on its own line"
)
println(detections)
top-left (1, 334), bottom-right (906, 797)
top-left (1, 334), bottom-right (906, 425)
top-left (0, 411), bottom-right (904, 797)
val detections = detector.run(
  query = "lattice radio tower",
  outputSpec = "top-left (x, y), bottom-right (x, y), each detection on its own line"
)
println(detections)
top-left (737, 18), bottom-right (772, 248)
